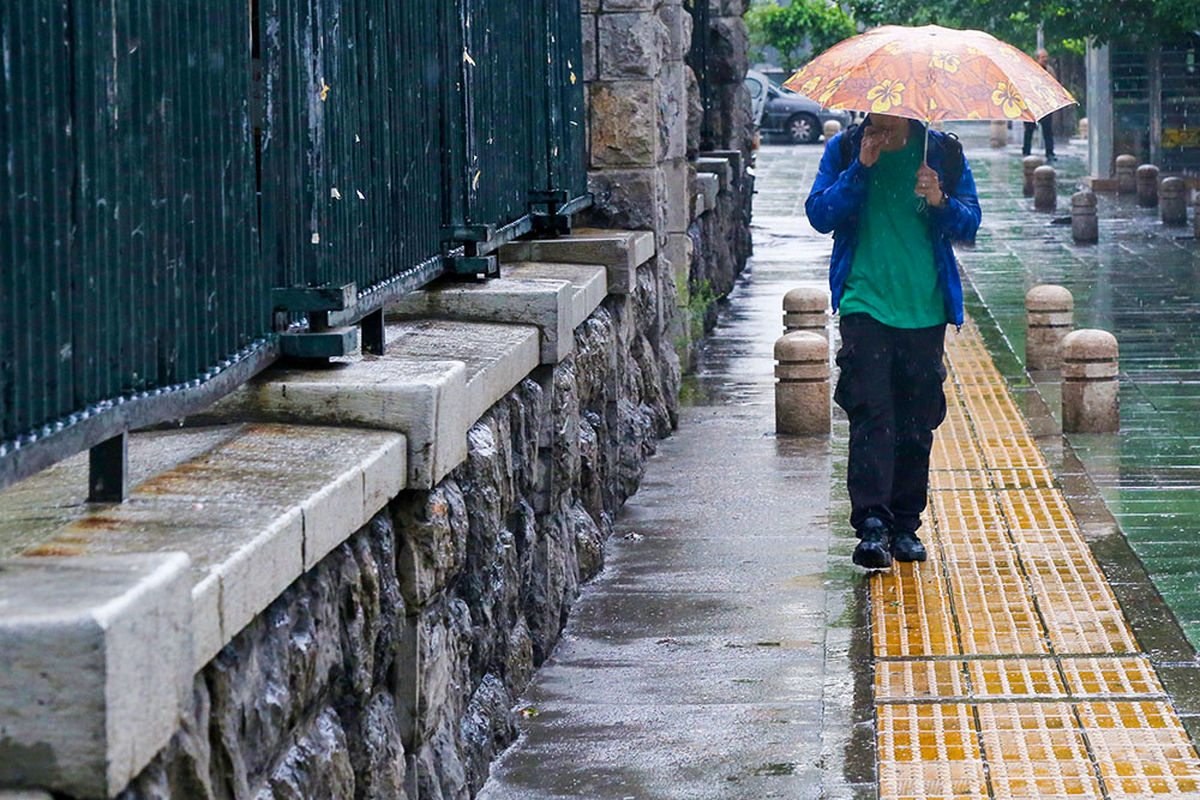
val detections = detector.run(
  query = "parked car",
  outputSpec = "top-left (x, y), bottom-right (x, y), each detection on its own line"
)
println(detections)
top-left (744, 69), bottom-right (853, 144)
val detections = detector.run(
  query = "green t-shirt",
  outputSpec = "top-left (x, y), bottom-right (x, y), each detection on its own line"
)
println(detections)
top-left (840, 135), bottom-right (946, 328)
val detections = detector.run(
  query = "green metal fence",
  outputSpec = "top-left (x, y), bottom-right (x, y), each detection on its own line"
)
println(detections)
top-left (0, 0), bottom-right (588, 493)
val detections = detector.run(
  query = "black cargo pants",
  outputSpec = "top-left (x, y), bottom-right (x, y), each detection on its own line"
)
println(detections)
top-left (834, 313), bottom-right (948, 536)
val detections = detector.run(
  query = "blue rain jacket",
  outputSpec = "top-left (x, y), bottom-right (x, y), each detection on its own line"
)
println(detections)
top-left (804, 121), bottom-right (982, 327)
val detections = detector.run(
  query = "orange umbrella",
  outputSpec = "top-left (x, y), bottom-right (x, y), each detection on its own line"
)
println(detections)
top-left (782, 24), bottom-right (1076, 125)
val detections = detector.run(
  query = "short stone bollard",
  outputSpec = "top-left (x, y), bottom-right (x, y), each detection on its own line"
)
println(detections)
top-left (775, 331), bottom-right (830, 435)
top-left (1062, 329), bottom-right (1119, 433)
top-left (782, 286), bottom-right (830, 336)
top-left (823, 119), bottom-right (842, 140)
top-left (1022, 156), bottom-right (1043, 197)
top-left (1071, 191), bottom-right (1099, 243)
top-left (990, 120), bottom-right (1008, 147)
top-left (1160, 177), bottom-right (1187, 225)
top-left (1115, 154), bottom-right (1137, 194)
top-left (1033, 165), bottom-right (1057, 211)
top-left (1078, 117), bottom-right (1089, 140)
top-left (1025, 285), bottom-right (1074, 370)
top-left (1136, 164), bottom-right (1159, 207)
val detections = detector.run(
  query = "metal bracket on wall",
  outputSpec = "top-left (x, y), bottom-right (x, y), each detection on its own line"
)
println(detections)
top-left (530, 191), bottom-right (592, 236)
top-left (88, 432), bottom-right (128, 503)
top-left (272, 282), bottom-right (360, 359)
top-left (442, 224), bottom-right (501, 279)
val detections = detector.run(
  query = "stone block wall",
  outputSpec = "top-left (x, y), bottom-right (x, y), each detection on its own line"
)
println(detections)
top-left (582, 0), bottom-right (753, 369)
top-left (111, 293), bottom-right (675, 800)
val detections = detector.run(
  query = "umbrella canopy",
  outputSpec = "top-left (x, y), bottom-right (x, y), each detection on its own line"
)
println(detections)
top-left (782, 24), bottom-right (1076, 123)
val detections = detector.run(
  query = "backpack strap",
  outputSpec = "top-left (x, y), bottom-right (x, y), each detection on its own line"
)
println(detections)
top-left (941, 132), bottom-right (964, 195)
top-left (838, 123), bottom-right (860, 171)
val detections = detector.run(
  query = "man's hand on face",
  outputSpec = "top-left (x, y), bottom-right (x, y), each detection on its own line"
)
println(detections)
top-left (914, 163), bottom-right (945, 207)
top-left (858, 126), bottom-right (891, 168)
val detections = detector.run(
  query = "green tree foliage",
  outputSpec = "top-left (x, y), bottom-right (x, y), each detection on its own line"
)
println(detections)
top-left (746, 0), bottom-right (858, 71)
top-left (848, 0), bottom-right (1199, 49)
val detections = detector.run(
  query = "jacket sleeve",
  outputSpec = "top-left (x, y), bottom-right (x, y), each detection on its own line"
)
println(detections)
top-left (928, 157), bottom-right (982, 243)
top-left (804, 133), bottom-right (868, 234)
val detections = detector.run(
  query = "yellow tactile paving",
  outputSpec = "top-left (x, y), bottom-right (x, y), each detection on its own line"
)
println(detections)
top-left (874, 561), bottom-right (960, 658)
top-left (1060, 657), bottom-right (1164, 698)
top-left (878, 704), bottom-right (988, 798)
top-left (1079, 702), bottom-right (1200, 796)
top-left (870, 316), bottom-right (1200, 798)
top-left (968, 659), bottom-right (1067, 699)
top-left (877, 660), bottom-right (967, 701)
top-left (978, 702), bottom-right (1104, 798)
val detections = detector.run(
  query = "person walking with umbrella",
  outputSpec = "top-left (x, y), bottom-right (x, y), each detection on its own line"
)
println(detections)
top-left (787, 25), bottom-right (1073, 569)
top-left (806, 112), bottom-right (981, 568)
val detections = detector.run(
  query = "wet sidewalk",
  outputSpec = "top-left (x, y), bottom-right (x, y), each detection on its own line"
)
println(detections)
top-left (479, 130), bottom-right (1200, 798)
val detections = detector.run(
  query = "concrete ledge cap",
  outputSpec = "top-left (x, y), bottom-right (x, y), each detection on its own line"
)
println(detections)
top-left (1025, 285), bottom-right (1074, 312)
top-left (0, 424), bottom-right (407, 670)
top-left (498, 228), bottom-right (653, 294)
top-left (693, 157), bottom-right (732, 191)
top-left (388, 276), bottom-right (575, 364)
top-left (0, 553), bottom-right (192, 799)
top-left (500, 262), bottom-right (608, 340)
top-left (384, 319), bottom-right (540, 430)
top-left (207, 357), bottom-right (460, 488)
top-left (696, 174), bottom-right (719, 215)
top-left (1062, 328), bottom-right (1118, 360)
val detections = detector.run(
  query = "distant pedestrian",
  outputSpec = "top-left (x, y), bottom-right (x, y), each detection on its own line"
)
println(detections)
top-left (1022, 49), bottom-right (1056, 161)
top-left (805, 113), bottom-right (982, 569)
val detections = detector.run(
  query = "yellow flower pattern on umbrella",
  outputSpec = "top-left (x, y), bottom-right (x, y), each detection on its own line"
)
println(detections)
top-left (867, 78), bottom-right (905, 113)
top-left (990, 81), bottom-right (1026, 119)
top-left (930, 50), bottom-right (960, 73)
top-left (817, 75), bottom-right (847, 105)
top-left (800, 76), bottom-right (822, 96)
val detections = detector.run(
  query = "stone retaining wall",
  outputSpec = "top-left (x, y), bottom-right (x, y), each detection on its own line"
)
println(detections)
top-left (111, 290), bottom-right (677, 800)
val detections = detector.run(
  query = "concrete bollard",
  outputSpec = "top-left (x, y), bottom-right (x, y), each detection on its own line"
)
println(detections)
top-left (1078, 117), bottom-right (1089, 140)
top-left (1195, 192), bottom-right (1200, 238)
top-left (823, 119), bottom-right (842, 140)
top-left (1025, 285), bottom-right (1074, 370)
top-left (1062, 329), bottom-right (1119, 433)
top-left (1071, 191), bottom-right (1099, 243)
top-left (775, 331), bottom-right (830, 435)
top-left (1022, 156), bottom-right (1043, 197)
top-left (782, 286), bottom-right (830, 336)
top-left (1115, 154), bottom-right (1137, 194)
top-left (1160, 177), bottom-right (1187, 225)
top-left (989, 120), bottom-right (1008, 147)
top-left (1033, 165), bottom-right (1057, 211)
top-left (1136, 164), bottom-right (1159, 207)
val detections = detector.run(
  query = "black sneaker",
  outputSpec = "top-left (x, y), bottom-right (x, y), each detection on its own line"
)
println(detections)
top-left (891, 529), bottom-right (927, 562)
top-left (852, 518), bottom-right (892, 569)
